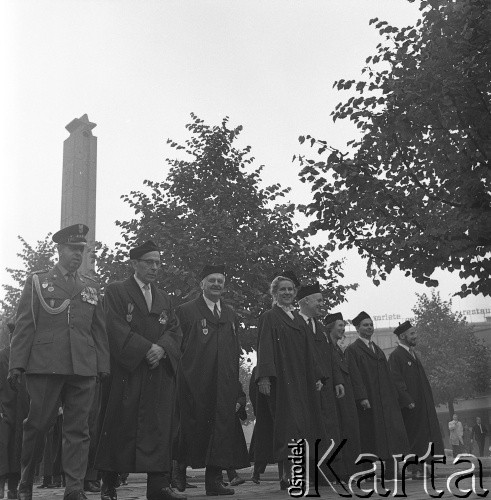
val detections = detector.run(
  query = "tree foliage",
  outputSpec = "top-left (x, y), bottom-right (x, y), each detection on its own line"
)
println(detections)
top-left (96, 114), bottom-right (356, 351)
top-left (297, 0), bottom-right (491, 296)
top-left (412, 291), bottom-right (489, 418)
top-left (0, 235), bottom-right (56, 319)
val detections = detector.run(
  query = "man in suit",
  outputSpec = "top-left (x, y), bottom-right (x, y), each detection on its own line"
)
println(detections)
top-left (174, 265), bottom-right (249, 496)
top-left (95, 240), bottom-right (184, 500)
top-left (471, 417), bottom-right (488, 457)
top-left (388, 321), bottom-right (444, 479)
top-left (346, 311), bottom-right (409, 481)
top-left (7, 224), bottom-right (110, 500)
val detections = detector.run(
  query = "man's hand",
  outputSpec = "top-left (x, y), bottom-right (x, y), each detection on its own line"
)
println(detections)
top-left (335, 384), bottom-right (345, 398)
top-left (408, 402), bottom-right (416, 410)
top-left (360, 399), bottom-right (371, 410)
top-left (236, 402), bottom-right (241, 412)
top-left (146, 344), bottom-right (166, 368)
top-left (258, 377), bottom-right (271, 396)
top-left (315, 380), bottom-right (323, 392)
top-left (7, 368), bottom-right (23, 392)
top-left (97, 372), bottom-right (110, 383)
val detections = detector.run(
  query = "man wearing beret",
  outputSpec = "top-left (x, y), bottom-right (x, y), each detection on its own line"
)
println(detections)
top-left (388, 322), bottom-right (444, 479)
top-left (346, 311), bottom-right (408, 481)
top-left (8, 224), bottom-right (110, 500)
top-left (174, 265), bottom-right (249, 496)
top-left (95, 241), bottom-right (184, 500)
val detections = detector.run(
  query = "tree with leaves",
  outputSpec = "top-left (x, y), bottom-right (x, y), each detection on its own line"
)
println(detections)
top-left (297, 0), bottom-right (491, 296)
top-left (412, 291), bottom-right (489, 419)
top-left (0, 235), bottom-right (56, 320)
top-left (96, 114), bottom-right (356, 352)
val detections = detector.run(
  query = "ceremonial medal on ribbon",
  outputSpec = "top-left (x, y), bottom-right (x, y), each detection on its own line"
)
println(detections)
top-left (159, 311), bottom-right (168, 326)
top-left (126, 303), bottom-right (134, 323)
top-left (81, 286), bottom-right (98, 305)
top-left (201, 318), bottom-right (208, 335)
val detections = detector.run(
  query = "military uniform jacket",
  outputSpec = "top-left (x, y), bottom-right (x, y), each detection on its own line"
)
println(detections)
top-left (9, 265), bottom-right (109, 376)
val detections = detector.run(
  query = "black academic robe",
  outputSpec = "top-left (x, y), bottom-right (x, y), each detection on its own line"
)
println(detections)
top-left (0, 346), bottom-right (29, 476)
top-left (95, 277), bottom-right (182, 472)
top-left (346, 338), bottom-right (409, 460)
top-left (254, 306), bottom-right (324, 462)
top-left (332, 342), bottom-right (363, 475)
top-left (176, 296), bottom-right (249, 470)
top-left (388, 345), bottom-right (444, 456)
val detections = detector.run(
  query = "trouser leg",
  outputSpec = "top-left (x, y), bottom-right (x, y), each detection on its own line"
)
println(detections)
top-left (226, 468), bottom-right (237, 482)
top-left (61, 375), bottom-right (96, 494)
top-left (20, 375), bottom-right (64, 486)
top-left (8, 472), bottom-right (20, 491)
top-left (85, 381), bottom-right (101, 482)
top-left (147, 472), bottom-right (170, 498)
top-left (205, 465), bottom-right (221, 490)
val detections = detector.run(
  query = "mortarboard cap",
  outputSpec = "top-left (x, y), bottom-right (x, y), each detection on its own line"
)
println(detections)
top-left (393, 321), bottom-right (413, 337)
top-left (296, 282), bottom-right (321, 301)
top-left (352, 311), bottom-right (371, 327)
top-left (200, 264), bottom-right (226, 281)
top-left (324, 312), bottom-right (344, 324)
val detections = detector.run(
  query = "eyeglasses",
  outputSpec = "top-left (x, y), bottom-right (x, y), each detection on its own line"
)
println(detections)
top-left (137, 259), bottom-right (162, 268)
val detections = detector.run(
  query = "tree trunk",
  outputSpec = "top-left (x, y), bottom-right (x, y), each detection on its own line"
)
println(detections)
top-left (447, 399), bottom-right (455, 420)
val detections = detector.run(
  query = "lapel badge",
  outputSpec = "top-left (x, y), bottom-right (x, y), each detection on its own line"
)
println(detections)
top-left (48, 286), bottom-right (55, 292)
top-left (408, 361), bottom-right (412, 366)
top-left (159, 311), bottom-right (168, 326)
top-left (126, 303), bottom-right (134, 323)
top-left (42, 282), bottom-right (48, 289)
top-left (201, 318), bottom-right (208, 335)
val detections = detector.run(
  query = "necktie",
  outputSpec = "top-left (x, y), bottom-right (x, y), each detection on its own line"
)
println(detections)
top-left (409, 348), bottom-right (416, 359)
top-left (66, 273), bottom-right (75, 294)
top-left (213, 303), bottom-right (220, 320)
top-left (369, 341), bottom-right (375, 353)
top-left (143, 284), bottom-right (152, 311)
top-left (308, 318), bottom-right (314, 333)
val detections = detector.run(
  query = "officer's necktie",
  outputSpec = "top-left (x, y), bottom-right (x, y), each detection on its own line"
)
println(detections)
top-left (213, 303), bottom-right (220, 320)
top-left (143, 284), bottom-right (152, 311)
top-left (66, 273), bottom-right (76, 295)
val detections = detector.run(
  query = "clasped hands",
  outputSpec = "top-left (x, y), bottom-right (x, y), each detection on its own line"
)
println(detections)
top-left (146, 343), bottom-right (166, 369)
top-left (258, 376), bottom-right (324, 396)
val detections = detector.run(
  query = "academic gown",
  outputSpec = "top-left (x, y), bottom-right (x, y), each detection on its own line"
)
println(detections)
top-left (346, 338), bottom-right (409, 461)
top-left (388, 345), bottom-right (444, 456)
top-left (176, 296), bottom-right (249, 470)
top-left (332, 342), bottom-right (363, 475)
top-left (0, 346), bottom-right (29, 476)
top-left (254, 306), bottom-right (324, 462)
top-left (95, 277), bottom-right (182, 473)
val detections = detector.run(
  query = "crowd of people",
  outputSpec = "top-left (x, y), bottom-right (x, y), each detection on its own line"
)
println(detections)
top-left (0, 223), bottom-right (488, 500)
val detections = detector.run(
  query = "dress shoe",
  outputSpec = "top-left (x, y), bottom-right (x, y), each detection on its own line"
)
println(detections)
top-left (148, 486), bottom-right (187, 500)
top-left (185, 482), bottom-right (197, 488)
top-left (229, 476), bottom-right (245, 487)
top-left (64, 491), bottom-right (88, 500)
top-left (84, 480), bottom-right (101, 492)
top-left (100, 484), bottom-right (118, 500)
top-left (206, 482), bottom-right (235, 496)
top-left (17, 483), bottom-right (33, 500)
top-left (250, 475), bottom-right (260, 484)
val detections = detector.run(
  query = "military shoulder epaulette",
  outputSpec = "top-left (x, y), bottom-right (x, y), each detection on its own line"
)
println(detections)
top-left (82, 274), bottom-right (99, 283)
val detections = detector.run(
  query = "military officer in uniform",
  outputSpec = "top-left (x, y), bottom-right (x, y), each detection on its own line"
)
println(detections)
top-left (8, 224), bottom-right (110, 500)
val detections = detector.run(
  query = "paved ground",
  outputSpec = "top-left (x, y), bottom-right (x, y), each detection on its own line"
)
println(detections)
top-left (12, 460), bottom-right (490, 500)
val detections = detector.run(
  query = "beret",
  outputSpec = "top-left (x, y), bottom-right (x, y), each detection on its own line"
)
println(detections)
top-left (129, 240), bottom-right (160, 259)
top-left (200, 264), bottom-right (226, 280)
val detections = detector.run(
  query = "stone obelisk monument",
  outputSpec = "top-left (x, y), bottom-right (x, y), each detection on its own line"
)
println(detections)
top-left (61, 114), bottom-right (97, 276)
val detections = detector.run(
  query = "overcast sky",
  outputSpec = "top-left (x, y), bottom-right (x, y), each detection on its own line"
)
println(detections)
top-left (1, 0), bottom-right (489, 326)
